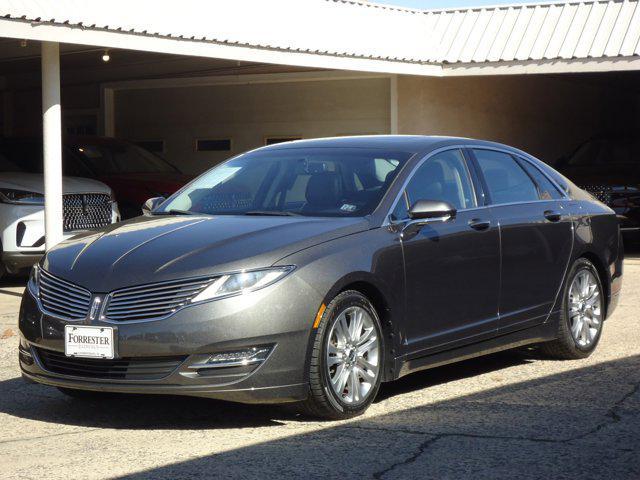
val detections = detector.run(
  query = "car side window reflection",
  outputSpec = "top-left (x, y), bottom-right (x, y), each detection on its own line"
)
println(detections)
top-left (473, 149), bottom-right (539, 205)
top-left (391, 150), bottom-right (477, 220)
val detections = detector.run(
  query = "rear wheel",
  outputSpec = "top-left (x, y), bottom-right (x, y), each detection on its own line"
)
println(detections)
top-left (302, 290), bottom-right (383, 420)
top-left (540, 258), bottom-right (604, 359)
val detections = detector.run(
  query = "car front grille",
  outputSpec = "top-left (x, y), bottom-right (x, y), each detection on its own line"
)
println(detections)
top-left (580, 185), bottom-right (612, 205)
top-left (105, 276), bottom-right (216, 322)
top-left (63, 193), bottom-right (112, 232)
top-left (39, 269), bottom-right (92, 319)
top-left (35, 347), bottom-right (186, 380)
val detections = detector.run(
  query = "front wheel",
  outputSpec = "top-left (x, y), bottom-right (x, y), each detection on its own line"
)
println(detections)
top-left (540, 258), bottom-right (604, 359)
top-left (302, 290), bottom-right (384, 420)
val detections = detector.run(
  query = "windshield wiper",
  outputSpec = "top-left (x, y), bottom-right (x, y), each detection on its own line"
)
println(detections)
top-left (244, 210), bottom-right (301, 217)
top-left (151, 209), bottom-right (196, 216)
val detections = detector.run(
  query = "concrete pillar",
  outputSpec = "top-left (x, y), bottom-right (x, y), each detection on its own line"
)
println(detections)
top-left (41, 41), bottom-right (63, 250)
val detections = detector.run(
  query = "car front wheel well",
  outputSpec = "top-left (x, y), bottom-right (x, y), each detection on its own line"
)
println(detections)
top-left (337, 281), bottom-right (395, 381)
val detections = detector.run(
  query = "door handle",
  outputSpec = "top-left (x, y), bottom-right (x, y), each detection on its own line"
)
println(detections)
top-left (544, 210), bottom-right (562, 222)
top-left (468, 218), bottom-right (491, 231)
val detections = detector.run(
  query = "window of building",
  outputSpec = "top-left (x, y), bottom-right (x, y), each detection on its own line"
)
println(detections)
top-left (265, 136), bottom-right (302, 146)
top-left (196, 139), bottom-right (232, 152)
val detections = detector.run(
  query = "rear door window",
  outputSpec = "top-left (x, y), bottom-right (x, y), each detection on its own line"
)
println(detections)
top-left (473, 149), bottom-right (539, 205)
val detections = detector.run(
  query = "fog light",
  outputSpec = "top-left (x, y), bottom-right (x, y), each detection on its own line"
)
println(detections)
top-left (18, 341), bottom-right (34, 366)
top-left (189, 346), bottom-right (272, 370)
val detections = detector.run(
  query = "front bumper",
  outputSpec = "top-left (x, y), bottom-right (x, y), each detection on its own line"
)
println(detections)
top-left (18, 274), bottom-right (320, 404)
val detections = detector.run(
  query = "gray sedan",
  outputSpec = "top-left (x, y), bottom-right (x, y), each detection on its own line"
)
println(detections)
top-left (18, 136), bottom-right (623, 419)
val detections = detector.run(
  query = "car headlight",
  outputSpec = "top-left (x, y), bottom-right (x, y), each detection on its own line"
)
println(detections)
top-left (0, 188), bottom-right (45, 205)
top-left (28, 264), bottom-right (40, 297)
top-left (191, 266), bottom-right (294, 303)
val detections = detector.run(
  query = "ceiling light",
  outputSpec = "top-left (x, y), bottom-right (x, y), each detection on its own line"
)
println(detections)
top-left (101, 50), bottom-right (110, 62)
top-left (20, 39), bottom-right (27, 48)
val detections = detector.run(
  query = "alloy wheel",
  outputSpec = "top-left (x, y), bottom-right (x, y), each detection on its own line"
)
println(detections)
top-left (568, 269), bottom-right (602, 348)
top-left (326, 306), bottom-right (380, 405)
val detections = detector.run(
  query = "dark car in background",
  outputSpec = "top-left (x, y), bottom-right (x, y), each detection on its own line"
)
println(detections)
top-left (18, 136), bottom-right (623, 419)
top-left (556, 136), bottom-right (640, 239)
top-left (0, 136), bottom-right (191, 219)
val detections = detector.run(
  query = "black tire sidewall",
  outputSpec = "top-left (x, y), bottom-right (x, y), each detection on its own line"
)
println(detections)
top-left (316, 291), bottom-right (384, 417)
top-left (562, 258), bottom-right (604, 354)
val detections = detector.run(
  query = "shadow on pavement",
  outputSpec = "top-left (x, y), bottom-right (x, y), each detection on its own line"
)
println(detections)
top-left (0, 349), bottom-right (534, 430)
top-left (0, 352), bottom-right (638, 478)
top-left (106, 354), bottom-right (639, 479)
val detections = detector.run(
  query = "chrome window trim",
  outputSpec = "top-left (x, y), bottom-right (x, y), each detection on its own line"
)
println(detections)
top-left (383, 146), bottom-right (479, 226)
top-left (471, 146), bottom-right (570, 201)
top-left (384, 144), bottom-right (570, 227)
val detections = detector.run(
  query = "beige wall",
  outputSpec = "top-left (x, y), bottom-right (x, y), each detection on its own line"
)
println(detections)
top-left (114, 78), bottom-right (391, 174)
top-left (397, 74), bottom-right (640, 164)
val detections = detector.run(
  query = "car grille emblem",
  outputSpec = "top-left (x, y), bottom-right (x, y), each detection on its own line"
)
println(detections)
top-left (88, 296), bottom-right (102, 321)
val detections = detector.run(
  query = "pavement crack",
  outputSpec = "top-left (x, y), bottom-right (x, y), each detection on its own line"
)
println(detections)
top-left (372, 434), bottom-right (443, 480)
top-left (568, 378), bottom-right (640, 441)
top-left (0, 427), bottom-right (102, 445)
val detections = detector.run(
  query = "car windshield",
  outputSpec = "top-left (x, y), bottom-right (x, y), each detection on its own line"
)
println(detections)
top-left (567, 139), bottom-right (639, 167)
top-left (159, 147), bottom-right (411, 217)
top-left (0, 141), bottom-right (90, 176)
top-left (72, 142), bottom-right (178, 174)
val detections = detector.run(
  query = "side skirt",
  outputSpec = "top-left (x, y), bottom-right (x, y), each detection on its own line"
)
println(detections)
top-left (392, 320), bottom-right (558, 380)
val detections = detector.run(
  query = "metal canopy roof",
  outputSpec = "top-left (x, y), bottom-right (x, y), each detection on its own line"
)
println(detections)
top-left (1, 0), bottom-right (640, 75)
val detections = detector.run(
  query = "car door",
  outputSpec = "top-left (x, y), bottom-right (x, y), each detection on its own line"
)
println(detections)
top-left (470, 148), bottom-right (573, 333)
top-left (393, 148), bottom-right (501, 356)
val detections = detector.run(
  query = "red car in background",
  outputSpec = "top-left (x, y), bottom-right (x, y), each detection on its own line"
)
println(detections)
top-left (0, 136), bottom-right (191, 219)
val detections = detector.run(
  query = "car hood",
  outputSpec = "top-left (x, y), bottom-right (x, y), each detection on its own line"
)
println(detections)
top-left (0, 172), bottom-right (111, 195)
top-left (42, 214), bottom-right (370, 292)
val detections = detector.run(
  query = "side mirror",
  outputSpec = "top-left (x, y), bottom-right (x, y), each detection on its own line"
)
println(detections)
top-left (142, 197), bottom-right (165, 215)
top-left (408, 200), bottom-right (456, 221)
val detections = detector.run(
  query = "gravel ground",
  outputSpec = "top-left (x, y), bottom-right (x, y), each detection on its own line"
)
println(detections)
top-left (0, 256), bottom-right (638, 480)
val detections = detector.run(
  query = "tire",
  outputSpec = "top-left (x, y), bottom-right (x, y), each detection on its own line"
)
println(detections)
top-left (301, 290), bottom-right (384, 420)
top-left (57, 387), bottom-right (111, 400)
top-left (540, 258), bottom-right (604, 359)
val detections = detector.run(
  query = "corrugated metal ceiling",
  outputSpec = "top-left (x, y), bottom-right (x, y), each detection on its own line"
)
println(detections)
top-left (1, 0), bottom-right (640, 65)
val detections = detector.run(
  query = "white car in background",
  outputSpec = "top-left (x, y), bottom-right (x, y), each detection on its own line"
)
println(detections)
top-left (0, 170), bottom-right (119, 278)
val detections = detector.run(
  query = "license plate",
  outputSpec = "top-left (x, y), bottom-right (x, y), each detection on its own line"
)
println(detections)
top-left (64, 325), bottom-right (115, 359)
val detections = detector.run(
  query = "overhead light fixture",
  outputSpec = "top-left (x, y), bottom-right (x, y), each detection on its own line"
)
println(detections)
top-left (101, 49), bottom-right (110, 62)
top-left (20, 39), bottom-right (27, 48)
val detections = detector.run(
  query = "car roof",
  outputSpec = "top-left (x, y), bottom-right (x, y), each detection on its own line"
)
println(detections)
top-left (255, 135), bottom-right (518, 155)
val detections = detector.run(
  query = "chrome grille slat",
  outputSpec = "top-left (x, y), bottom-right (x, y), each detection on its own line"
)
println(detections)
top-left (39, 269), bottom-right (92, 319)
top-left (40, 302), bottom-right (87, 317)
top-left (107, 297), bottom-right (195, 311)
top-left (39, 285), bottom-right (91, 307)
top-left (110, 280), bottom-right (213, 298)
top-left (108, 290), bottom-right (200, 306)
top-left (105, 276), bottom-right (216, 322)
top-left (39, 277), bottom-right (92, 298)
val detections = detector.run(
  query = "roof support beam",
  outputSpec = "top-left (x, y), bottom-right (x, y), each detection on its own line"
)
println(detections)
top-left (41, 41), bottom-right (63, 250)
